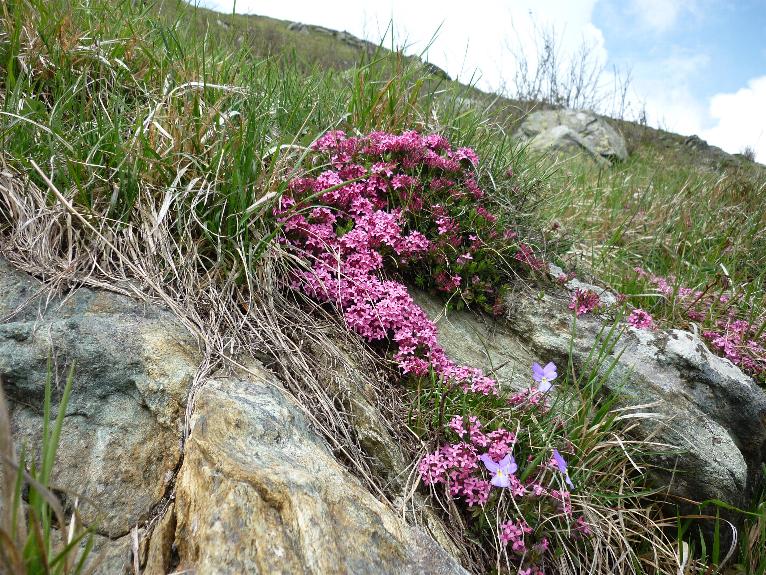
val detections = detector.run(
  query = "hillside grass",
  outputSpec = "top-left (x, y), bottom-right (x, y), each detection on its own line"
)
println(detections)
top-left (544, 136), bottom-right (766, 339)
top-left (1, 0), bottom-right (765, 573)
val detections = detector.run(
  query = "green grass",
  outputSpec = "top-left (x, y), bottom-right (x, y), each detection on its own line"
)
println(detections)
top-left (541, 139), bottom-right (766, 348)
top-left (0, 0), bottom-right (546, 274)
top-left (0, 366), bottom-right (97, 575)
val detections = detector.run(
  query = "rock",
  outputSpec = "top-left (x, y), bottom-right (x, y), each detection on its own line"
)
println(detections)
top-left (413, 291), bottom-right (536, 392)
top-left (0, 259), bottom-right (465, 572)
top-left (684, 134), bottom-right (708, 150)
top-left (514, 108), bottom-right (628, 164)
top-left (0, 257), bottom-right (200, 538)
top-left (172, 360), bottom-right (468, 575)
top-left (418, 286), bottom-right (766, 510)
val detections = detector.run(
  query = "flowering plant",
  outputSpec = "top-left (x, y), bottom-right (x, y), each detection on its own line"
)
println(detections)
top-left (274, 130), bottom-right (544, 393)
top-left (633, 267), bottom-right (766, 378)
top-left (273, 130), bottom-right (607, 573)
top-left (419, 362), bottom-right (591, 574)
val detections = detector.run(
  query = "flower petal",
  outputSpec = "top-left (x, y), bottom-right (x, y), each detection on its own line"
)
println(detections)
top-left (480, 453), bottom-right (499, 472)
top-left (552, 448), bottom-right (567, 470)
top-left (543, 361), bottom-right (557, 380)
top-left (531, 362), bottom-right (544, 381)
top-left (491, 473), bottom-right (510, 488)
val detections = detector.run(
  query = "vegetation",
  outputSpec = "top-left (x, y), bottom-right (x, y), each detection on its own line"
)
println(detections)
top-left (0, 367), bottom-right (98, 574)
top-left (0, 0), bottom-right (764, 573)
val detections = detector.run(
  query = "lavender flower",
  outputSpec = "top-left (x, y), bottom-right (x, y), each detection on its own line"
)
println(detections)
top-left (552, 448), bottom-right (575, 489)
top-left (532, 361), bottom-right (557, 392)
top-left (481, 453), bottom-right (517, 488)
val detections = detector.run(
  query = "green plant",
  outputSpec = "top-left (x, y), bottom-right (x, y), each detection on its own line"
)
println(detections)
top-left (0, 365), bottom-right (99, 575)
top-left (411, 316), bottom-right (680, 573)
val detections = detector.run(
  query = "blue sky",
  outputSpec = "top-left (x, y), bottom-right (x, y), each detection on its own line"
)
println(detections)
top-left (192, 0), bottom-right (766, 161)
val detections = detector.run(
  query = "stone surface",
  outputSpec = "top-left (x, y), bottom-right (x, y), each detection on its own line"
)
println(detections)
top-left (0, 259), bottom-right (466, 573)
top-left (0, 257), bottom-right (200, 538)
top-left (172, 361), bottom-right (468, 575)
top-left (418, 284), bottom-right (766, 510)
top-left (514, 108), bottom-right (628, 164)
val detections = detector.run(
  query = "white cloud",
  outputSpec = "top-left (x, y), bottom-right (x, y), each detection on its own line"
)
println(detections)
top-left (626, 0), bottom-right (698, 34)
top-left (628, 52), bottom-right (710, 133)
top-left (702, 76), bottom-right (766, 161)
top-left (193, 0), bottom-right (602, 94)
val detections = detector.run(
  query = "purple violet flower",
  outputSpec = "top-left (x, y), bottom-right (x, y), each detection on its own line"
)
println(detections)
top-left (532, 361), bottom-right (557, 392)
top-left (552, 448), bottom-right (575, 489)
top-left (481, 453), bottom-right (517, 488)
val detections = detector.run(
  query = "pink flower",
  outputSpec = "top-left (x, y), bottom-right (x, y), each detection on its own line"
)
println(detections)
top-left (575, 515), bottom-right (592, 536)
top-left (568, 289), bottom-right (601, 316)
top-left (627, 308), bottom-right (655, 330)
top-left (456, 252), bottom-right (473, 265)
top-left (448, 415), bottom-right (467, 438)
top-left (515, 243), bottom-right (545, 271)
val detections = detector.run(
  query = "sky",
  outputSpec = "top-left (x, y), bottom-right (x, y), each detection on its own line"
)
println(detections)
top-left (193, 0), bottom-right (766, 162)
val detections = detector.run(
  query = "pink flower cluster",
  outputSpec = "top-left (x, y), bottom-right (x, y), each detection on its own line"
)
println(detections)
top-left (627, 308), bottom-right (655, 330)
top-left (568, 288), bottom-right (601, 316)
top-left (634, 268), bottom-right (766, 377)
top-left (500, 519), bottom-right (533, 552)
top-left (419, 416), bottom-right (518, 506)
top-left (704, 320), bottom-right (766, 375)
top-left (418, 364), bottom-right (591, 573)
top-left (515, 243), bottom-right (546, 271)
top-left (277, 130), bottom-right (503, 394)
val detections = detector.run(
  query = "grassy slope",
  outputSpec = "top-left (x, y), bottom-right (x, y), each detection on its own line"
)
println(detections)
top-left (1, 1), bottom-right (765, 573)
top-left (170, 1), bottom-right (766, 339)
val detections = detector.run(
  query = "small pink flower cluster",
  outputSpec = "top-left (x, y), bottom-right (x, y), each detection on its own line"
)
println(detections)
top-left (627, 308), bottom-right (655, 330)
top-left (419, 416), bottom-right (517, 506)
top-left (568, 288), bottom-right (601, 316)
top-left (515, 243), bottom-right (546, 271)
top-left (704, 320), bottom-right (766, 375)
top-left (277, 130), bottom-right (508, 394)
top-left (634, 268), bottom-right (765, 377)
top-left (500, 519), bottom-right (533, 552)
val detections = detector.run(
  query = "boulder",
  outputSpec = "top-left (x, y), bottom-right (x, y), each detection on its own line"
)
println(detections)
top-left (417, 284), bottom-right (766, 511)
top-left (169, 361), bottom-right (468, 575)
top-left (514, 108), bottom-right (628, 164)
top-left (0, 258), bottom-right (200, 541)
top-left (0, 258), bottom-right (466, 574)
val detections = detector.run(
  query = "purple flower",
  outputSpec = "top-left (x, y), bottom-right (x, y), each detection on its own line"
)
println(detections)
top-left (532, 361), bottom-right (557, 392)
top-left (481, 453), bottom-right (517, 488)
top-left (552, 448), bottom-right (575, 489)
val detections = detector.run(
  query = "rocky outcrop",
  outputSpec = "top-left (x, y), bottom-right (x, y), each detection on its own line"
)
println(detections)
top-left (417, 281), bottom-right (766, 511)
top-left (0, 259), bottom-right (466, 574)
top-left (0, 257), bottom-right (199, 547)
top-left (514, 108), bottom-right (628, 164)
top-left (168, 361), bottom-right (467, 575)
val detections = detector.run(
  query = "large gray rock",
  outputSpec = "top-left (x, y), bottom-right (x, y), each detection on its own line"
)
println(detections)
top-left (169, 361), bottom-right (467, 575)
top-left (514, 108), bottom-right (628, 164)
top-left (417, 285), bottom-right (766, 511)
top-left (0, 259), bottom-right (466, 574)
top-left (0, 257), bottom-right (200, 544)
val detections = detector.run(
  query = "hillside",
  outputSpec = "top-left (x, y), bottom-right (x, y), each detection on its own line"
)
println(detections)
top-left (1, 1), bottom-right (766, 574)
